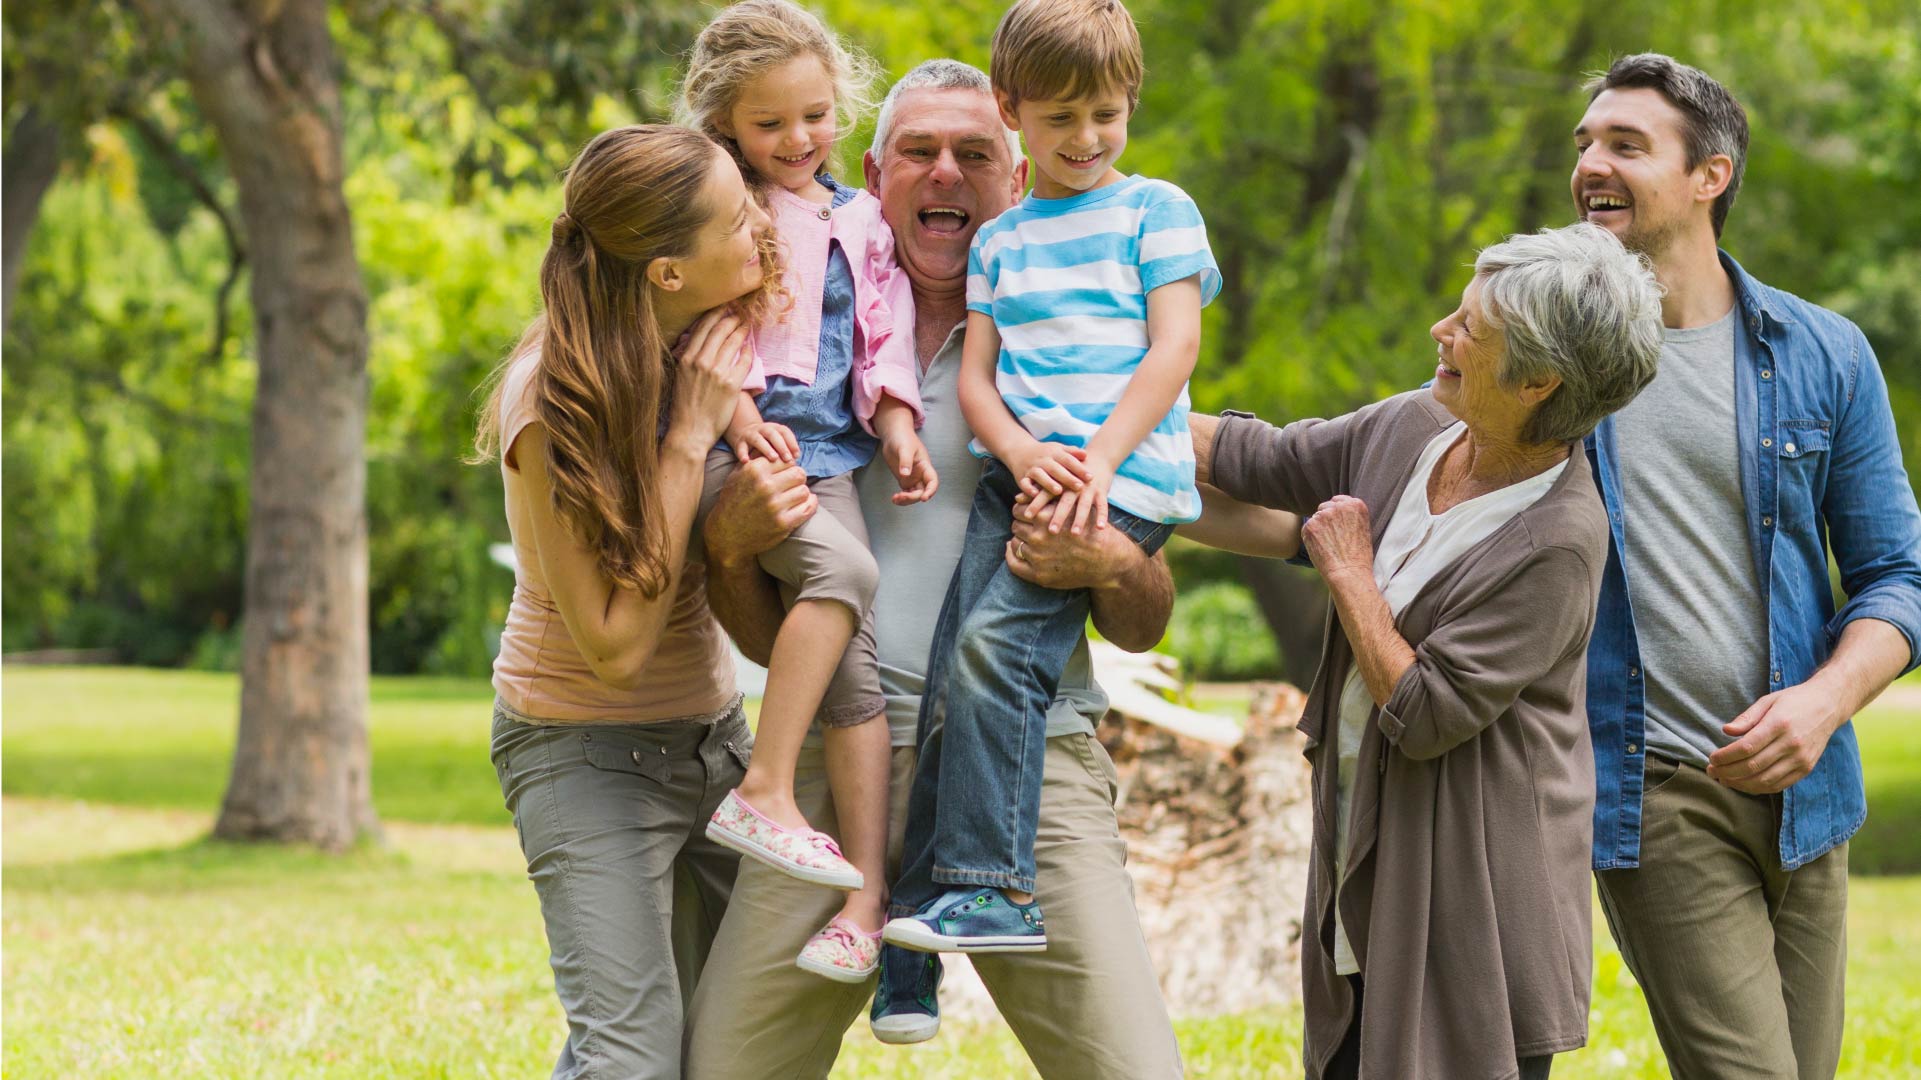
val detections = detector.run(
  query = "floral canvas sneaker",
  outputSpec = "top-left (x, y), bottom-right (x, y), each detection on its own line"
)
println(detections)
top-left (869, 945), bottom-right (942, 1045)
top-left (705, 789), bottom-right (863, 890)
top-left (881, 887), bottom-right (1047, 953)
top-left (795, 915), bottom-right (882, 983)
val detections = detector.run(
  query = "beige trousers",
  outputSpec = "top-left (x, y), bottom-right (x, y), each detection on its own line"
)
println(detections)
top-left (1596, 754), bottom-right (1848, 1080)
top-left (684, 733), bottom-right (1183, 1079)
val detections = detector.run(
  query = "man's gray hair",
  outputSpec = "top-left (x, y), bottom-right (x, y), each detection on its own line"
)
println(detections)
top-left (1474, 222), bottom-right (1664, 445)
top-left (870, 59), bottom-right (1022, 164)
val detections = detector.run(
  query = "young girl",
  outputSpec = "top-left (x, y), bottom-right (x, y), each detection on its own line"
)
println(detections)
top-left (679, 0), bottom-right (934, 982)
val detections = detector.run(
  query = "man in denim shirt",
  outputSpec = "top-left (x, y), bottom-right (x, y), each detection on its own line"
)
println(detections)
top-left (1574, 54), bottom-right (1921, 1078)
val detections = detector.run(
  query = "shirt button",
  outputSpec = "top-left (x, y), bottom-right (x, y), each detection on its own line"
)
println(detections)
top-left (1762, 515), bottom-right (1774, 527)
top-left (1628, 666), bottom-right (1640, 678)
top-left (1626, 743), bottom-right (1639, 755)
top-left (1761, 370), bottom-right (1773, 380)
top-left (1762, 437), bottom-right (1773, 448)
top-left (818, 207), bottom-right (832, 220)
top-left (1772, 669), bottom-right (1783, 682)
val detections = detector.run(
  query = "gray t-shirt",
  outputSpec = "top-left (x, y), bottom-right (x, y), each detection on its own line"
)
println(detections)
top-left (854, 320), bottom-right (1105, 746)
top-left (1611, 306), bottom-right (1770, 765)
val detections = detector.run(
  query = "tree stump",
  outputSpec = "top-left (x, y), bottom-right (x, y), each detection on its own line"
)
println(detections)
top-left (933, 667), bottom-right (1313, 1025)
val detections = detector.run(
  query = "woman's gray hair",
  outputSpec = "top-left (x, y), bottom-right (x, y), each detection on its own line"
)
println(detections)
top-left (871, 59), bottom-right (1023, 163)
top-left (1475, 222), bottom-right (1665, 445)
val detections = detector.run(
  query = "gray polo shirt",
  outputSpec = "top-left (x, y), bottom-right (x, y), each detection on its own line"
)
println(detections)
top-left (1612, 306), bottom-right (1772, 765)
top-left (855, 319), bottom-right (1106, 746)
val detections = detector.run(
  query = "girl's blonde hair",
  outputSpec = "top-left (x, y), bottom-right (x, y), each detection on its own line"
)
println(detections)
top-left (676, 0), bottom-right (880, 185)
top-left (473, 125), bottom-right (782, 598)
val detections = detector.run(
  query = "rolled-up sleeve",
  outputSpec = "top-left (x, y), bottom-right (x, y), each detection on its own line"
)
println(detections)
top-left (1378, 543), bottom-right (1596, 761)
top-left (1209, 408), bottom-right (1362, 516)
top-left (1823, 329), bottom-right (1921, 673)
top-left (851, 208), bottom-right (923, 432)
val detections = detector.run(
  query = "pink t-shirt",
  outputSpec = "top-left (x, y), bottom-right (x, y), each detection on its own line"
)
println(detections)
top-left (490, 350), bottom-right (735, 723)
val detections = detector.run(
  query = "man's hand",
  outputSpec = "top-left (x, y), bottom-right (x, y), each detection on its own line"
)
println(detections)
top-left (1707, 681), bottom-right (1848, 794)
top-left (1006, 495), bottom-right (1137, 590)
top-left (702, 457), bottom-right (816, 567)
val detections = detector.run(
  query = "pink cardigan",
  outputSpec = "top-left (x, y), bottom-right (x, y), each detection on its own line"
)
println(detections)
top-left (746, 184), bottom-right (922, 431)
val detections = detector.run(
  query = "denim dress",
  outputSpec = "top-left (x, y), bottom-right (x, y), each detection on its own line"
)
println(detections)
top-left (755, 175), bottom-right (880, 480)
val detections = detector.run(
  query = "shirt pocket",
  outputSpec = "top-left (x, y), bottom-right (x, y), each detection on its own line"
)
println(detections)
top-left (1775, 420), bottom-right (1832, 527)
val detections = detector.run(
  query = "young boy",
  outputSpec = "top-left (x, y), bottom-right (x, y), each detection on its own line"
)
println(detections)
top-left (883, 0), bottom-right (1219, 953)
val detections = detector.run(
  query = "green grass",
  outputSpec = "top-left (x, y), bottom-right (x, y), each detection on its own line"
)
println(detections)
top-left (5, 666), bottom-right (1921, 1077)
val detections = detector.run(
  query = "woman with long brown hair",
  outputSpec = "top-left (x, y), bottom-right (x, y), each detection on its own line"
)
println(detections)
top-left (474, 124), bottom-right (781, 1080)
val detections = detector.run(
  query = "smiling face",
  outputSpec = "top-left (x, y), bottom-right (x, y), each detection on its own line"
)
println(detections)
top-left (656, 148), bottom-right (772, 314)
top-left (999, 87), bottom-right (1128, 200)
top-left (1572, 87), bottom-right (1724, 259)
top-left (722, 54), bottom-right (839, 194)
top-left (866, 87), bottom-right (1026, 294)
top-left (1428, 274), bottom-right (1535, 436)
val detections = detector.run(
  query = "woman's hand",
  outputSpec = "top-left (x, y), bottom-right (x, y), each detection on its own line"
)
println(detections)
top-left (1302, 494), bottom-right (1376, 582)
top-left (667, 310), bottom-right (753, 452)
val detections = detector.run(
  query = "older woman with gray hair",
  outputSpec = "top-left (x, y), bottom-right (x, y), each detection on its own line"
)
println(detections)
top-left (1187, 221), bottom-right (1662, 1080)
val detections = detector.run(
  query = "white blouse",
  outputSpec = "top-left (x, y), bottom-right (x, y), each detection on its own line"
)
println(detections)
top-left (1331, 421), bottom-right (1568, 975)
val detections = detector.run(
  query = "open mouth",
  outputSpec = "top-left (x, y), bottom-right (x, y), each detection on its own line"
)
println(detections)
top-left (1583, 192), bottom-right (1632, 216)
top-left (1436, 354), bottom-right (1462, 378)
top-left (773, 149), bottom-right (816, 168)
top-left (1059, 150), bottom-right (1102, 169)
top-left (918, 206), bottom-right (971, 235)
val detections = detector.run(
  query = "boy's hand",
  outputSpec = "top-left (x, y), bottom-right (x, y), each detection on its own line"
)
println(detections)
top-left (734, 421), bottom-right (798, 464)
top-left (1048, 454), bottom-right (1114, 535)
top-left (1009, 442), bottom-right (1091, 518)
top-left (883, 431), bottom-right (939, 505)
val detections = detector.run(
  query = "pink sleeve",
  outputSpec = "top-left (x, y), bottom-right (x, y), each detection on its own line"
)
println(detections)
top-left (850, 196), bottom-right (923, 432)
top-left (741, 325), bottom-right (767, 395)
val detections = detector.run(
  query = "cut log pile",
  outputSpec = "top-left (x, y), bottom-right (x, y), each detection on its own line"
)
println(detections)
top-left (936, 647), bottom-right (1314, 1024)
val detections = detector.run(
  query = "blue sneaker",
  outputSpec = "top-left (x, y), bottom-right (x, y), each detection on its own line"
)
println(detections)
top-left (882, 887), bottom-right (1047, 953)
top-left (869, 944), bottom-right (942, 1044)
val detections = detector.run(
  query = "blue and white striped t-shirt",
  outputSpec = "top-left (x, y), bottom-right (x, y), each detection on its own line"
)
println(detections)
top-left (966, 174), bottom-right (1220, 524)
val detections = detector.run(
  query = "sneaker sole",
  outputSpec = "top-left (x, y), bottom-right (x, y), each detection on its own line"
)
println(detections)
top-left (704, 822), bottom-right (864, 890)
top-left (870, 1013), bottom-right (940, 1045)
top-left (795, 952), bottom-right (879, 984)
top-left (882, 917), bottom-right (1047, 954)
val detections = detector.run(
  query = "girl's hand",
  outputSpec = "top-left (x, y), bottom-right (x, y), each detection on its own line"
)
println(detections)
top-left (1302, 495), bottom-right (1375, 582)
top-left (1009, 442), bottom-right (1091, 518)
top-left (669, 310), bottom-right (753, 450)
top-left (735, 420), bottom-right (799, 464)
top-left (883, 431), bottom-right (939, 505)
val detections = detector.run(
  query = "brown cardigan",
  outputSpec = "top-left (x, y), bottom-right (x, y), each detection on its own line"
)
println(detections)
top-left (1213, 391), bottom-right (1605, 1080)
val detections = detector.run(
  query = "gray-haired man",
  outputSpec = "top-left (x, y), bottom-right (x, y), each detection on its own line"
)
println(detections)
top-left (684, 60), bottom-right (1186, 1079)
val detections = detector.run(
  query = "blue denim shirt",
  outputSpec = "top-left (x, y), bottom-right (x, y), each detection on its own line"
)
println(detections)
top-left (755, 174), bottom-right (880, 480)
top-left (1585, 251), bottom-right (1921, 871)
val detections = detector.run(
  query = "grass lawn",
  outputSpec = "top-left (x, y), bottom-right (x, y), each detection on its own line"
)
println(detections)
top-left (5, 666), bottom-right (1921, 1077)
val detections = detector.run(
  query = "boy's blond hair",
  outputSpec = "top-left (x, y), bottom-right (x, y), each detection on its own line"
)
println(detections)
top-left (676, 0), bottom-right (879, 184)
top-left (990, 0), bottom-right (1144, 112)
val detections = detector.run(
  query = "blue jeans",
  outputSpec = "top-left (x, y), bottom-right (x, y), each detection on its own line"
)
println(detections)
top-left (897, 459), bottom-right (1170, 901)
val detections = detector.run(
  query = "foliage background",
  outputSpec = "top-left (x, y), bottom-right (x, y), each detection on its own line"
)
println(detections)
top-left (5, 0), bottom-right (1918, 679)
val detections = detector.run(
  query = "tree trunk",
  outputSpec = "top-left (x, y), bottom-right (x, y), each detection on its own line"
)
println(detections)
top-left (1239, 555), bottom-right (1329, 689)
top-left (139, 0), bottom-right (377, 849)
top-left (3, 105), bottom-right (65, 332)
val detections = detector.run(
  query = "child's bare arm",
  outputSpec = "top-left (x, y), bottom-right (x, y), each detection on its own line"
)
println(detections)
top-left (872, 395), bottom-right (939, 504)
top-left (1052, 276), bottom-right (1203, 535)
top-left (958, 310), bottom-right (1090, 510)
top-left (1083, 276), bottom-right (1202, 477)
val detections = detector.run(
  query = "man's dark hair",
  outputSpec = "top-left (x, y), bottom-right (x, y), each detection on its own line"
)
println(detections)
top-left (1585, 53), bottom-right (1749, 237)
